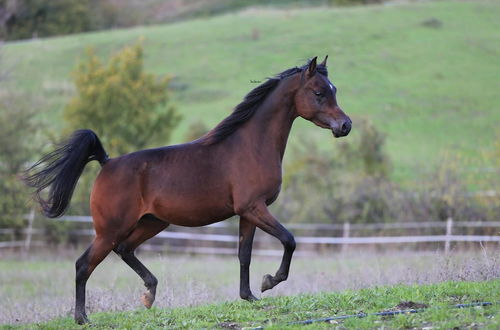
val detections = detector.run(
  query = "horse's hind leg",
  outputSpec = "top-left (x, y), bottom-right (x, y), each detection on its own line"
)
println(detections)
top-left (75, 236), bottom-right (116, 324)
top-left (114, 214), bottom-right (168, 309)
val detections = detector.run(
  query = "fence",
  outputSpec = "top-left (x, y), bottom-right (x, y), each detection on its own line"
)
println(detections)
top-left (1, 214), bottom-right (499, 255)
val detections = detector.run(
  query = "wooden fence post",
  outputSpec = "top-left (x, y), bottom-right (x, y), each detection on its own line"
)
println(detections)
top-left (444, 217), bottom-right (453, 253)
top-left (341, 222), bottom-right (350, 253)
top-left (24, 209), bottom-right (35, 252)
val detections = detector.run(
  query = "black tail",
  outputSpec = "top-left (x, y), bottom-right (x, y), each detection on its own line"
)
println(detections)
top-left (23, 129), bottom-right (109, 218)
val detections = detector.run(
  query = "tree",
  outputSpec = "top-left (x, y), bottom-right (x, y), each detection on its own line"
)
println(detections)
top-left (64, 41), bottom-right (181, 156)
top-left (63, 41), bottom-right (180, 214)
top-left (1, 0), bottom-right (92, 40)
top-left (0, 42), bottom-right (40, 227)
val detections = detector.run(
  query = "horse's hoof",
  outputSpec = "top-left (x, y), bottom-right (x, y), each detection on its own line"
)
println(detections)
top-left (242, 293), bottom-right (259, 301)
top-left (141, 290), bottom-right (155, 309)
top-left (75, 313), bottom-right (89, 325)
top-left (261, 274), bottom-right (274, 292)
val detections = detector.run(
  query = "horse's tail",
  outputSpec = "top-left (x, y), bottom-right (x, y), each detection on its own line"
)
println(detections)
top-left (23, 129), bottom-right (109, 218)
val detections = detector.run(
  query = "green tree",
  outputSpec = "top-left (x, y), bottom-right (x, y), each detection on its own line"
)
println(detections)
top-left (0, 94), bottom-right (40, 228)
top-left (63, 42), bottom-right (180, 214)
top-left (1, 0), bottom-right (92, 40)
top-left (64, 42), bottom-right (181, 156)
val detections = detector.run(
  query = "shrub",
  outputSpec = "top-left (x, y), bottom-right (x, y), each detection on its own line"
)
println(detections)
top-left (1, 0), bottom-right (93, 40)
top-left (0, 94), bottom-right (40, 229)
top-left (273, 118), bottom-right (496, 225)
top-left (63, 41), bottom-right (181, 214)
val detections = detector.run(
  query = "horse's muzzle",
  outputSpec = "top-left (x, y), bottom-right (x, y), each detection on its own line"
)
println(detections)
top-left (331, 118), bottom-right (352, 138)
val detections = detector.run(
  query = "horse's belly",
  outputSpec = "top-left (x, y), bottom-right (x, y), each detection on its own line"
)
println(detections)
top-left (149, 194), bottom-right (235, 227)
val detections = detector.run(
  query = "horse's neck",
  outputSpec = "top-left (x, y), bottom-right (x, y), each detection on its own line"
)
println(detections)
top-left (240, 81), bottom-right (298, 161)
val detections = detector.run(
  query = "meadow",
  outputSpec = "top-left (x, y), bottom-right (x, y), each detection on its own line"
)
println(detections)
top-left (1, 1), bottom-right (499, 328)
top-left (1, 249), bottom-right (498, 326)
top-left (3, 0), bottom-right (500, 184)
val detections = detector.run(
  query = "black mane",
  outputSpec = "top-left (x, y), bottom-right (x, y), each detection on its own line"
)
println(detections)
top-left (201, 60), bottom-right (328, 145)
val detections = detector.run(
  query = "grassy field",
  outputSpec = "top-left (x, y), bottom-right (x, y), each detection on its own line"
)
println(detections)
top-left (3, 0), bottom-right (500, 184)
top-left (1, 250), bottom-right (498, 326)
top-left (3, 277), bottom-right (499, 329)
top-left (35, 281), bottom-right (500, 329)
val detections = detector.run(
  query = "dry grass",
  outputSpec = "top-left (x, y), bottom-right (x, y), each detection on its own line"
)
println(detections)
top-left (1, 248), bottom-right (499, 325)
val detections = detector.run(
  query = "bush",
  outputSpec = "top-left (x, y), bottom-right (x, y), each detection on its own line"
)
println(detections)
top-left (1, 0), bottom-right (93, 40)
top-left (273, 118), bottom-right (496, 225)
top-left (64, 41), bottom-right (181, 156)
top-left (63, 41), bottom-right (181, 214)
top-left (0, 93), bottom-right (40, 229)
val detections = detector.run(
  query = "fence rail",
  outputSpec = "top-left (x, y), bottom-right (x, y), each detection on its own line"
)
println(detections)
top-left (1, 215), bottom-right (499, 255)
top-left (54, 215), bottom-right (500, 230)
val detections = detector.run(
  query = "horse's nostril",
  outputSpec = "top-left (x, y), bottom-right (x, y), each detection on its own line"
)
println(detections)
top-left (341, 122), bottom-right (348, 132)
top-left (341, 120), bottom-right (351, 135)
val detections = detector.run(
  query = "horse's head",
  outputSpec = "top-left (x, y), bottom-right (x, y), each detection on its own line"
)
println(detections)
top-left (294, 56), bottom-right (351, 138)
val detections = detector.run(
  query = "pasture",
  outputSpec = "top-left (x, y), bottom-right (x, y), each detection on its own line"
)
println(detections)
top-left (1, 0), bottom-right (499, 328)
top-left (3, 0), bottom-right (500, 183)
top-left (1, 250), bottom-right (498, 327)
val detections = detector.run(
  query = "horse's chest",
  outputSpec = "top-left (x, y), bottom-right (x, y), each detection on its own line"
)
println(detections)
top-left (236, 161), bottom-right (282, 202)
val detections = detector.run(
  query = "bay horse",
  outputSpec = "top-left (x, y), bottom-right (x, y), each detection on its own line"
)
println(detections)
top-left (23, 56), bottom-right (351, 324)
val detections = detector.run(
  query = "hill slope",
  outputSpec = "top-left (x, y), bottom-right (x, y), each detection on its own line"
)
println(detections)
top-left (3, 0), bottom-right (499, 183)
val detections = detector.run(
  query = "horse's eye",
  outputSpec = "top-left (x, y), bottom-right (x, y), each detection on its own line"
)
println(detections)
top-left (314, 91), bottom-right (322, 97)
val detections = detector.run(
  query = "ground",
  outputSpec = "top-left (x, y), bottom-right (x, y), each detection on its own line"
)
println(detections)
top-left (1, 249), bottom-right (498, 326)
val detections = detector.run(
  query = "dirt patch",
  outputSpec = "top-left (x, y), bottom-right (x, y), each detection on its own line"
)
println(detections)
top-left (394, 301), bottom-right (429, 310)
top-left (217, 321), bottom-right (241, 329)
top-left (381, 301), bottom-right (429, 314)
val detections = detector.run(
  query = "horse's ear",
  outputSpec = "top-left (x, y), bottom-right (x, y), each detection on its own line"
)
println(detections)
top-left (308, 56), bottom-right (318, 77)
top-left (320, 55), bottom-right (328, 66)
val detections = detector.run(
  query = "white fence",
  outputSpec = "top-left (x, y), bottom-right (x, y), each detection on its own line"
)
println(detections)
top-left (1, 214), bottom-right (499, 255)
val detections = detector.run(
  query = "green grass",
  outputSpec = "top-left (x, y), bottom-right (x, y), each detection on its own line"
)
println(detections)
top-left (1, 251), bottom-right (498, 325)
top-left (3, 0), bottom-right (500, 184)
top-left (4, 280), bottom-right (498, 329)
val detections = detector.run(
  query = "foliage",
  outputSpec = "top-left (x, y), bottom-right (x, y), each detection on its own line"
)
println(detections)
top-left (0, 0), bottom-right (93, 40)
top-left (275, 118), bottom-right (496, 224)
top-left (61, 42), bottom-right (180, 215)
top-left (1, 0), bottom-right (376, 41)
top-left (0, 42), bottom-right (41, 228)
top-left (276, 118), bottom-right (393, 224)
top-left (0, 97), bottom-right (39, 228)
top-left (64, 42), bottom-right (180, 156)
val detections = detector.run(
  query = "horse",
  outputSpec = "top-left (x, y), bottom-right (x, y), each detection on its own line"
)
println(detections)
top-left (23, 56), bottom-right (351, 324)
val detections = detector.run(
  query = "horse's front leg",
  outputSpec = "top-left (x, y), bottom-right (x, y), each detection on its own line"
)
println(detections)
top-left (238, 217), bottom-right (257, 300)
top-left (239, 202), bottom-right (296, 293)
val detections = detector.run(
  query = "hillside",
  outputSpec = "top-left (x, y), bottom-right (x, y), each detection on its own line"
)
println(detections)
top-left (3, 0), bottom-right (499, 184)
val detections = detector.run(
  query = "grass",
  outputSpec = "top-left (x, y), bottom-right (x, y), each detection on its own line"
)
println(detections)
top-left (1, 249), bottom-right (498, 325)
top-left (2, 0), bottom-right (500, 184)
top-left (3, 280), bottom-right (499, 329)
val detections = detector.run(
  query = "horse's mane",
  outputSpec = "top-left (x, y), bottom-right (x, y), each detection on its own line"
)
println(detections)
top-left (200, 60), bottom-right (328, 145)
